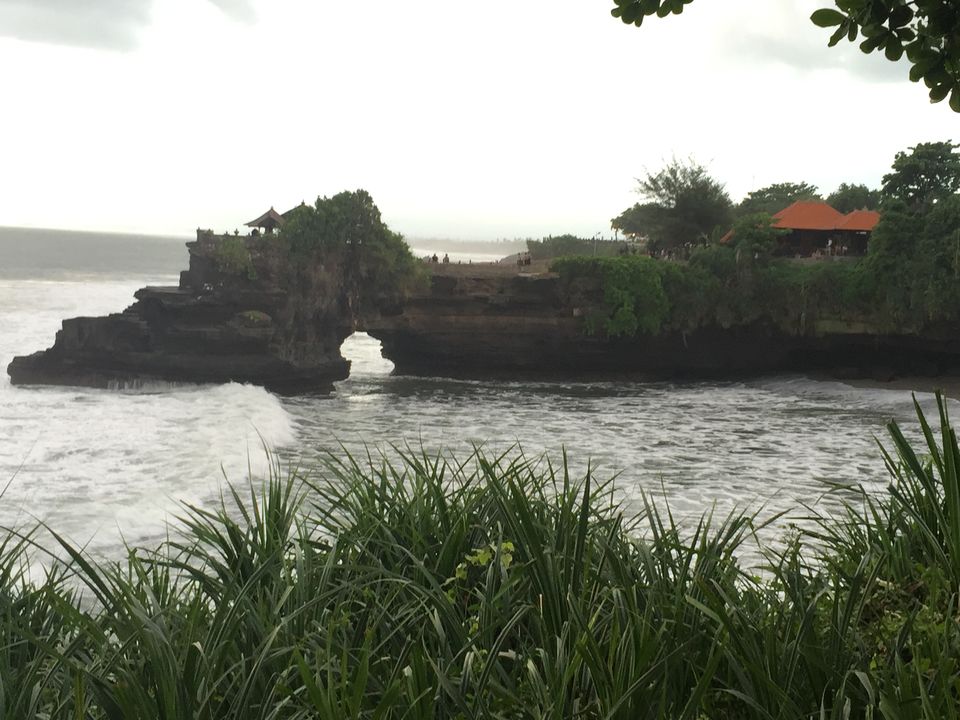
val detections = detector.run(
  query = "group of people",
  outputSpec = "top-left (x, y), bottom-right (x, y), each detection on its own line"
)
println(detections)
top-left (425, 253), bottom-right (450, 264)
top-left (516, 252), bottom-right (533, 267)
top-left (647, 242), bottom-right (698, 261)
top-left (810, 243), bottom-right (850, 259)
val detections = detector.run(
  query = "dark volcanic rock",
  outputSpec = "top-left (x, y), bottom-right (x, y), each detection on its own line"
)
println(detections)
top-left (10, 241), bottom-right (960, 392)
top-left (8, 232), bottom-right (353, 392)
top-left (363, 265), bottom-right (960, 383)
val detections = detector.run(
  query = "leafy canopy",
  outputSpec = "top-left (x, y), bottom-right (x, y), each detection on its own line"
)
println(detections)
top-left (826, 182), bottom-right (881, 213)
top-left (612, 158), bottom-right (732, 250)
top-left (737, 182), bottom-right (820, 217)
top-left (864, 194), bottom-right (960, 324)
top-left (582, 138), bottom-right (960, 337)
top-left (611, 0), bottom-right (960, 111)
top-left (730, 213), bottom-right (786, 264)
top-left (281, 189), bottom-right (422, 302)
top-left (881, 140), bottom-right (960, 210)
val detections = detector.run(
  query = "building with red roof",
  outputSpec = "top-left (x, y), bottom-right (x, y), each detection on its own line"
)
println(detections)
top-left (834, 209), bottom-right (882, 232)
top-left (720, 201), bottom-right (881, 256)
top-left (772, 201), bottom-right (845, 232)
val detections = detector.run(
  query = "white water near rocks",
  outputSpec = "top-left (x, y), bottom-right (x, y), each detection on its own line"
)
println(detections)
top-left (0, 229), bottom-right (955, 561)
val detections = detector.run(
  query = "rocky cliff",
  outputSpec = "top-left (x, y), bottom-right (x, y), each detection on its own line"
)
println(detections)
top-left (364, 264), bottom-right (960, 381)
top-left (10, 240), bottom-right (960, 391)
top-left (8, 231), bottom-right (354, 392)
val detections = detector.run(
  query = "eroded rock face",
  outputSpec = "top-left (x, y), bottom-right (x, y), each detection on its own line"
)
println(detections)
top-left (363, 265), bottom-right (960, 381)
top-left (8, 232), bottom-right (354, 392)
top-left (10, 242), bottom-right (960, 392)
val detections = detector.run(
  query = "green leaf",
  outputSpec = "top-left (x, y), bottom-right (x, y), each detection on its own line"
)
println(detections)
top-left (889, 4), bottom-right (914, 28)
top-left (885, 38), bottom-right (904, 61)
top-left (829, 25), bottom-right (847, 47)
top-left (904, 39), bottom-right (924, 63)
top-left (928, 68), bottom-right (951, 86)
top-left (950, 87), bottom-right (960, 113)
top-left (929, 83), bottom-right (951, 103)
top-left (811, 8), bottom-right (845, 27)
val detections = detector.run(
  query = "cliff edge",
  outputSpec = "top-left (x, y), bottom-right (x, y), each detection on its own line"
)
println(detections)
top-left (7, 231), bottom-right (354, 392)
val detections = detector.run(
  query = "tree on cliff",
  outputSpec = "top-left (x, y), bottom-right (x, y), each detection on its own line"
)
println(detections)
top-left (736, 182), bottom-right (820, 217)
top-left (281, 190), bottom-right (423, 304)
top-left (881, 140), bottom-right (960, 211)
top-left (612, 158), bottom-right (732, 250)
top-left (609, 0), bottom-right (960, 111)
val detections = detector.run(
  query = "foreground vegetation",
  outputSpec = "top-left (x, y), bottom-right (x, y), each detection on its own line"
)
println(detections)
top-left (3, 397), bottom-right (960, 718)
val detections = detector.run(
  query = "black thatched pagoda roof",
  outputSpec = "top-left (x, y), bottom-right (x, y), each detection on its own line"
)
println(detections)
top-left (245, 207), bottom-right (285, 231)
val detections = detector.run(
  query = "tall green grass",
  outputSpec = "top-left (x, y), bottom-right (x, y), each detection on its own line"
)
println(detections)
top-left (2, 396), bottom-right (959, 718)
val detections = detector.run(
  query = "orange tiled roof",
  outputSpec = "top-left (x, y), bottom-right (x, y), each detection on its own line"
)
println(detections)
top-left (772, 201), bottom-right (845, 231)
top-left (835, 209), bottom-right (881, 232)
top-left (721, 202), bottom-right (881, 245)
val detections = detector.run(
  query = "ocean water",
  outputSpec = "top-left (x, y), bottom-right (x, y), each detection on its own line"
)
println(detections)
top-left (0, 228), bottom-right (952, 560)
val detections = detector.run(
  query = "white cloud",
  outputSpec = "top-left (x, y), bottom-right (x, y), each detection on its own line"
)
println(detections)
top-left (706, 0), bottom-right (907, 83)
top-left (206, 0), bottom-right (256, 22)
top-left (0, 0), bottom-right (254, 49)
top-left (0, 0), bottom-right (955, 238)
top-left (0, 0), bottom-right (150, 50)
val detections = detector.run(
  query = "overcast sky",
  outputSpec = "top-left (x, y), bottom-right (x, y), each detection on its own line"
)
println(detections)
top-left (0, 0), bottom-right (956, 240)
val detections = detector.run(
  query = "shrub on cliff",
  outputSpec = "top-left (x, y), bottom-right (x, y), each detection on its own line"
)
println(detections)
top-left (553, 255), bottom-right (669, 336)
top-left (526, 234), bottom-right (621, 260)
top-left (212, 236), bottom-right (257, 280)
top-left (552, 249), bottom-right (908, 339)
top-left (729, 212), bottom-right (785, 265)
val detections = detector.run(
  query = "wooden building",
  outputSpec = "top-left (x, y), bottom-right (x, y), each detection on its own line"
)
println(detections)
top-left (771, 201), bottom-right (880, 257)
top-left (832, 209), bottom-right (882, 255)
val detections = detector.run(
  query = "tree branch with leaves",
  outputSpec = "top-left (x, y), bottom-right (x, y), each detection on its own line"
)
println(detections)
top-left (611, 0), bottom-right (960, 111)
